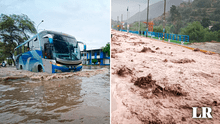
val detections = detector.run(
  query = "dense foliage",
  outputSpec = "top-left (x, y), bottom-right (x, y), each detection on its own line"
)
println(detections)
top-left (102, 42), bottom-right (110, 56)
top-left (0, 14), bottom-right (36, 64)
top-left (180, 21), bottom-right (220, 42)
top-left (92, 59), bottom-right (98, 64)
top-left (137, 0), bottom-right (220, 43)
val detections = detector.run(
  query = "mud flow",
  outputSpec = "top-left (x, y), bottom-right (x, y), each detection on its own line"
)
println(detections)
top-left (0, 66), bottom-right (110, 123)
top-left (111, 29), bottom-right (220, 124)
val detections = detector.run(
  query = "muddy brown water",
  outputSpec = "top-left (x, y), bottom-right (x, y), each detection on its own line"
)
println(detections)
top-left (0, 67), bottom-right (110, 124)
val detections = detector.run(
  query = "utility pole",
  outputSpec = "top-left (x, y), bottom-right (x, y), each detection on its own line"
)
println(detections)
top-left (117, 16), bottom-right (119, 31)
top-left (121, 14), bottom-right (123, 31)
top-left (37, 20), bottom-right (44, 33)
top-left (146, 0), bottom-right (149, 37)
top-left (127, 6), bottom-right (129, 32)
top-left (139, 4), bottom-right (141, 35)
top-left (163, 0), bottom-right (166, 40)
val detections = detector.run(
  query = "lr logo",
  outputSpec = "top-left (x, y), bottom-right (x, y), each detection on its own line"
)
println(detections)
top-left (192, 107), bottom-right (212, 119)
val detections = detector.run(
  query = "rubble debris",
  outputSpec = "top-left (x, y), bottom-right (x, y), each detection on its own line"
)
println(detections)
top-left (163, 59), bottom-right (168, 62)
top-left (193, 48), bottom-right (200, 51)
top-left (116, 65), bottom-right (133, 77)
top-left (133, 42), bottom-right (146, 46)
top-left (171, 58), bottom-right (195, 64)
top-left (132, 73), bottom-right (156, 89)
top-left (132, 74), bottom-right (187, 98)
top-left (140, 47), bottom-right (155, 53)
top-left (111, 48), bottom-right (124, 53)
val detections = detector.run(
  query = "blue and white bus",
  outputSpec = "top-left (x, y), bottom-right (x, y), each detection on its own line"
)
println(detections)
top-left (14, 30), bottom-right (86, 73)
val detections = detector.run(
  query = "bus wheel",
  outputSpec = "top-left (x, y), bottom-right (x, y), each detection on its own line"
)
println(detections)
top-left (38, 65), bottom-right (43, 72)
top-left (20, 65), bottom-right (23, 70)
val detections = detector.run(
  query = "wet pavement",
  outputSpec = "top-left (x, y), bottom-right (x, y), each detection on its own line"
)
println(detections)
top-left (0, 66), bottom-right (110, 124)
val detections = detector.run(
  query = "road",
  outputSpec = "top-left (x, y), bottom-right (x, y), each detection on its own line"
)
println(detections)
top-left (0, 66), bottom-right (110, 124)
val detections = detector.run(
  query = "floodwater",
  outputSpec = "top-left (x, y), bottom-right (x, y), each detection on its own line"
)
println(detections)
top-left (0, 66), bottom-right (110, 124)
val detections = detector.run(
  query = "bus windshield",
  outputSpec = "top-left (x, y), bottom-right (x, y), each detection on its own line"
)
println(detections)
top-left (51, 34), bottom-right (80, 60)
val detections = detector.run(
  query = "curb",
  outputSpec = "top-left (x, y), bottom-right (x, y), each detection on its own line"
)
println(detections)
top-left (151, 38), bottom-right (217, 54)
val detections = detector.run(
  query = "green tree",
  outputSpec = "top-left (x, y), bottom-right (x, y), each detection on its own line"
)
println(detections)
top-left (153, 25), bottom-right (163, 33)
top-left (0, 42), bottom-right (6, 62)
top-left (204, 30), bottom-right (218, 42)
top-left (192, 0), bottom-right (211, 8)
top-left (211, 23), bottom-right (220, 32)
top-left (180, 21), bottom-right (206, 42)
top-left (0, 14), bottom-right (36, 65)
top-left (153, 24), bottom-right (172, 33)
top-left (170, 5), bottom-right (181, 23)
top-left (169, 5), bottom-right (182, 34)
top-left (102, 42), bottom-right (110, 57)
top-left (201, 18), bottom-right (211, 28)
top-left (92, 59), bottom-right (97, 65)
top-left (218, 30), bottom-right (220, 42)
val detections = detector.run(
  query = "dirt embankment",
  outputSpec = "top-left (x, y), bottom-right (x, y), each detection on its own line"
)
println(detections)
top-left (111, 29), bottom-right (220, 124)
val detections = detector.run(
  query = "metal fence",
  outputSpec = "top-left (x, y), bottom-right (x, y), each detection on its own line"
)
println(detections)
top-left (114, 29), bottom-right (190, 42)
top-left (148, 32), bottom-right (189, 42)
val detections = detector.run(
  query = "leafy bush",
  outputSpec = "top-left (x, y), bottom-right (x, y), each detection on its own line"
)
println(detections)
top-left (204, 30), bottom-right (218, 42)
top-left (180, 21), bottom-right (206, 42)
top-left (211, 23), bottom-right (220, 32)
top-left (192, 0), bottom-right (211, 8)
top-left (92, 59), bottom-right (98, 64)
top-left (218, 30), bottom-right (220, 42)
top-left (201, 18), bottom-right (211, 28)
top-left (153, 25), bottom-right (172, 33)
top-left (153, 25), bottom-right (163, 33)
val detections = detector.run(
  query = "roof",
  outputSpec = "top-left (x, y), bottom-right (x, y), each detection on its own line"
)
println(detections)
top-left (15, 30), bottom-right (77, 50)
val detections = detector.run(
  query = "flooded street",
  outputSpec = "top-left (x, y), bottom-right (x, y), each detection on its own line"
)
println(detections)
top-left (0, 66), bottom-right (110, 124)
top-left (111, 29), bottom-right (220, 124)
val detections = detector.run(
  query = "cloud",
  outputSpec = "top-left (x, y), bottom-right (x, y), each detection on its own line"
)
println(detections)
top-left (0, 0), bottom-right (110, 50)
top-left (111, 0), bottom-right (161, 20)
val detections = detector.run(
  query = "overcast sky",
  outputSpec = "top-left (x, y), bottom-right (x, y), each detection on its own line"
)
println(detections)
top-left (0, 0), bottom-right (110, 50)
top-left (111, 0), bottom-right (163, 21)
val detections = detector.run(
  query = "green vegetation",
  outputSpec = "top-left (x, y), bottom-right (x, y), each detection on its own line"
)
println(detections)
top-left (92, 59), bottom-right (98, 64)
top-left (180, 21), bottom-right (220, 42)
top-left (129, 22), bottom-right (147, 31)
top-left (0, 14), bottom-right (36, 64)
top-left (132, 0), bottom-right (220, 43)
top-left (102, 42), bottom-right (110, 57)
top-left (201, 18), bottom-right (211, 28)
top-left (211, 23), bottom-right (220, 32)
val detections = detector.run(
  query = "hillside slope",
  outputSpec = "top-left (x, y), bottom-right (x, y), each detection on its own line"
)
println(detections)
top-left (127, 0), bottom-right (184, 24)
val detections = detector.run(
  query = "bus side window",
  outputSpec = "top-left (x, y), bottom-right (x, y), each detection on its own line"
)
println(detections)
top-left (39, 32), bottom-right (48, 58)
top-left (33, 37), bottom-right (39, 49)
top-left (29, 39), bottom-right (33, 50)
top-left (24, 42), bottom-right (28, 52)
top-left (44, 43), bottom-right (53, 59)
